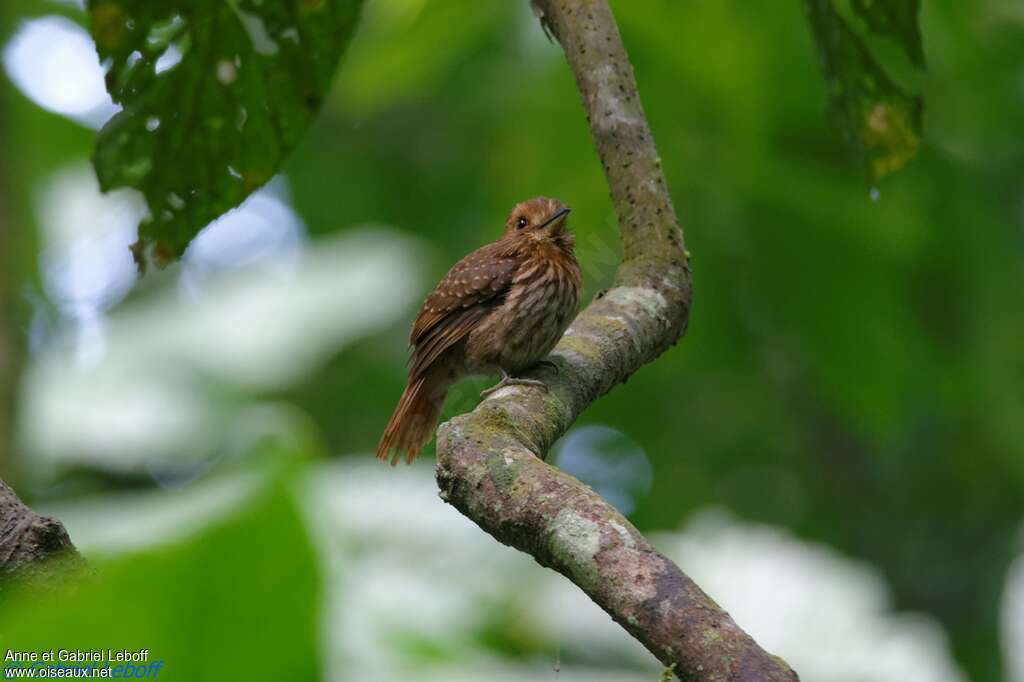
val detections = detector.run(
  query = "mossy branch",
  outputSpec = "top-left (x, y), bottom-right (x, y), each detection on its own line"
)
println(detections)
top-left (435, 1), bottom-right (798, 679)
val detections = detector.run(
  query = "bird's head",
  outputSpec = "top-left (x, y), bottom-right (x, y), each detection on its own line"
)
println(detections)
top-left (503, 197), bottom-right (572, 245)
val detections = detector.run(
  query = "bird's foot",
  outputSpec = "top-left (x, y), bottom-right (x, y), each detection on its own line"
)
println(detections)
top-left (532, 359), bottom-right (559, 374)
top-left (480, 371), bottom-right (548, 398)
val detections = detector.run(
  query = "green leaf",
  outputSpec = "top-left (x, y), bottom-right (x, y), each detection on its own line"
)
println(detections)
top-left (850, 0), bottom-right (924, 68)
top-left (805, 0), bottom-right (924, 184)
top-left (87, 0), bottom-right (363, 270)
top-left (0, 472), bottom-right (321, 681)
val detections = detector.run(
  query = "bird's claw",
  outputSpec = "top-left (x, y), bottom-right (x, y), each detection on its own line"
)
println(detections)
top-left (480, 375), bottom-right (548, 398)
top-left (533, 359), bottom-right (559, 374)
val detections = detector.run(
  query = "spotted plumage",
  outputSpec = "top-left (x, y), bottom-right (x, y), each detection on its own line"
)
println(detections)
top-left (377, 197), bottom-right (582, 465)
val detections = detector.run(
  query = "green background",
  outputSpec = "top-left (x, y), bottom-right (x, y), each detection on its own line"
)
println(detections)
top-left (1, 1), bottom-right (1021, 680)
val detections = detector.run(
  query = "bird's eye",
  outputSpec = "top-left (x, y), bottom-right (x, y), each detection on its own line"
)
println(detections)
top-left (515, 217), bottom-right (528, 229)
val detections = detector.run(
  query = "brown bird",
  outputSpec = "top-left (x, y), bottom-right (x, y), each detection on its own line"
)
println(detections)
top-left (377, 197), bottom-right (582, 465)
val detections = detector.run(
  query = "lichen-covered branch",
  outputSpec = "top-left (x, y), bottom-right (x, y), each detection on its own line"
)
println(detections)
top-left (0, 479), bottom-right (83, 586)
top-left (435, 1), bottom-right (798, 679)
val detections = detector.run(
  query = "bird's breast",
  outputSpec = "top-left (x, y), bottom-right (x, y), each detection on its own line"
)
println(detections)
top-left (465, 250), bottom-right (581, 373)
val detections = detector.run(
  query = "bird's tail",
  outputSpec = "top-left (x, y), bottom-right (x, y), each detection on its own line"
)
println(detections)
top-left (376, 376), bottom-right (447, 465)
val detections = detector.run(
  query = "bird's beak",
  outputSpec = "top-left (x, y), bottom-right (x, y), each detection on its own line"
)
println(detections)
top-left (540, 207), bottom-right (571, 232)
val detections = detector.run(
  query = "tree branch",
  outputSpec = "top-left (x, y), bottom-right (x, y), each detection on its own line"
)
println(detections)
top-left (435, 1), bottom-right (797, 679)
top-left (0, 478), bottom-right (83, 585)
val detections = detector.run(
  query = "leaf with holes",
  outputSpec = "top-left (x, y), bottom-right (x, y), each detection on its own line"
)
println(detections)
top-left (88, 0), bottom-right (362, 271)
top-left (804, 0), bottom-right (924, 184)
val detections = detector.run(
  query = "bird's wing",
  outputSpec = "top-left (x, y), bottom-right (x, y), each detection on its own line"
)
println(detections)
top-left (409, 241), bottom-right (518, 379)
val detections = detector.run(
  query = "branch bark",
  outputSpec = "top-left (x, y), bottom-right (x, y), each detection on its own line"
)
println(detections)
top-left (0, 479), bottom-right (83, 585)
top-left (435, 2), bottom-right (798, 679)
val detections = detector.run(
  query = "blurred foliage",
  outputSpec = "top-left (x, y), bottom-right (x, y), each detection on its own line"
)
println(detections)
top-left (0, 468), bottom-right (320, 681)
top-left (87, 0), bottom-right (363, 269)
top-left (850, 0), bottom-right (925, 67)
top-left (805, 0), bottom-right (924, 183)
top-left (2, 0), bottom-right (1023, 680)
top-left (86, 0), bottom-right (928, 267)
